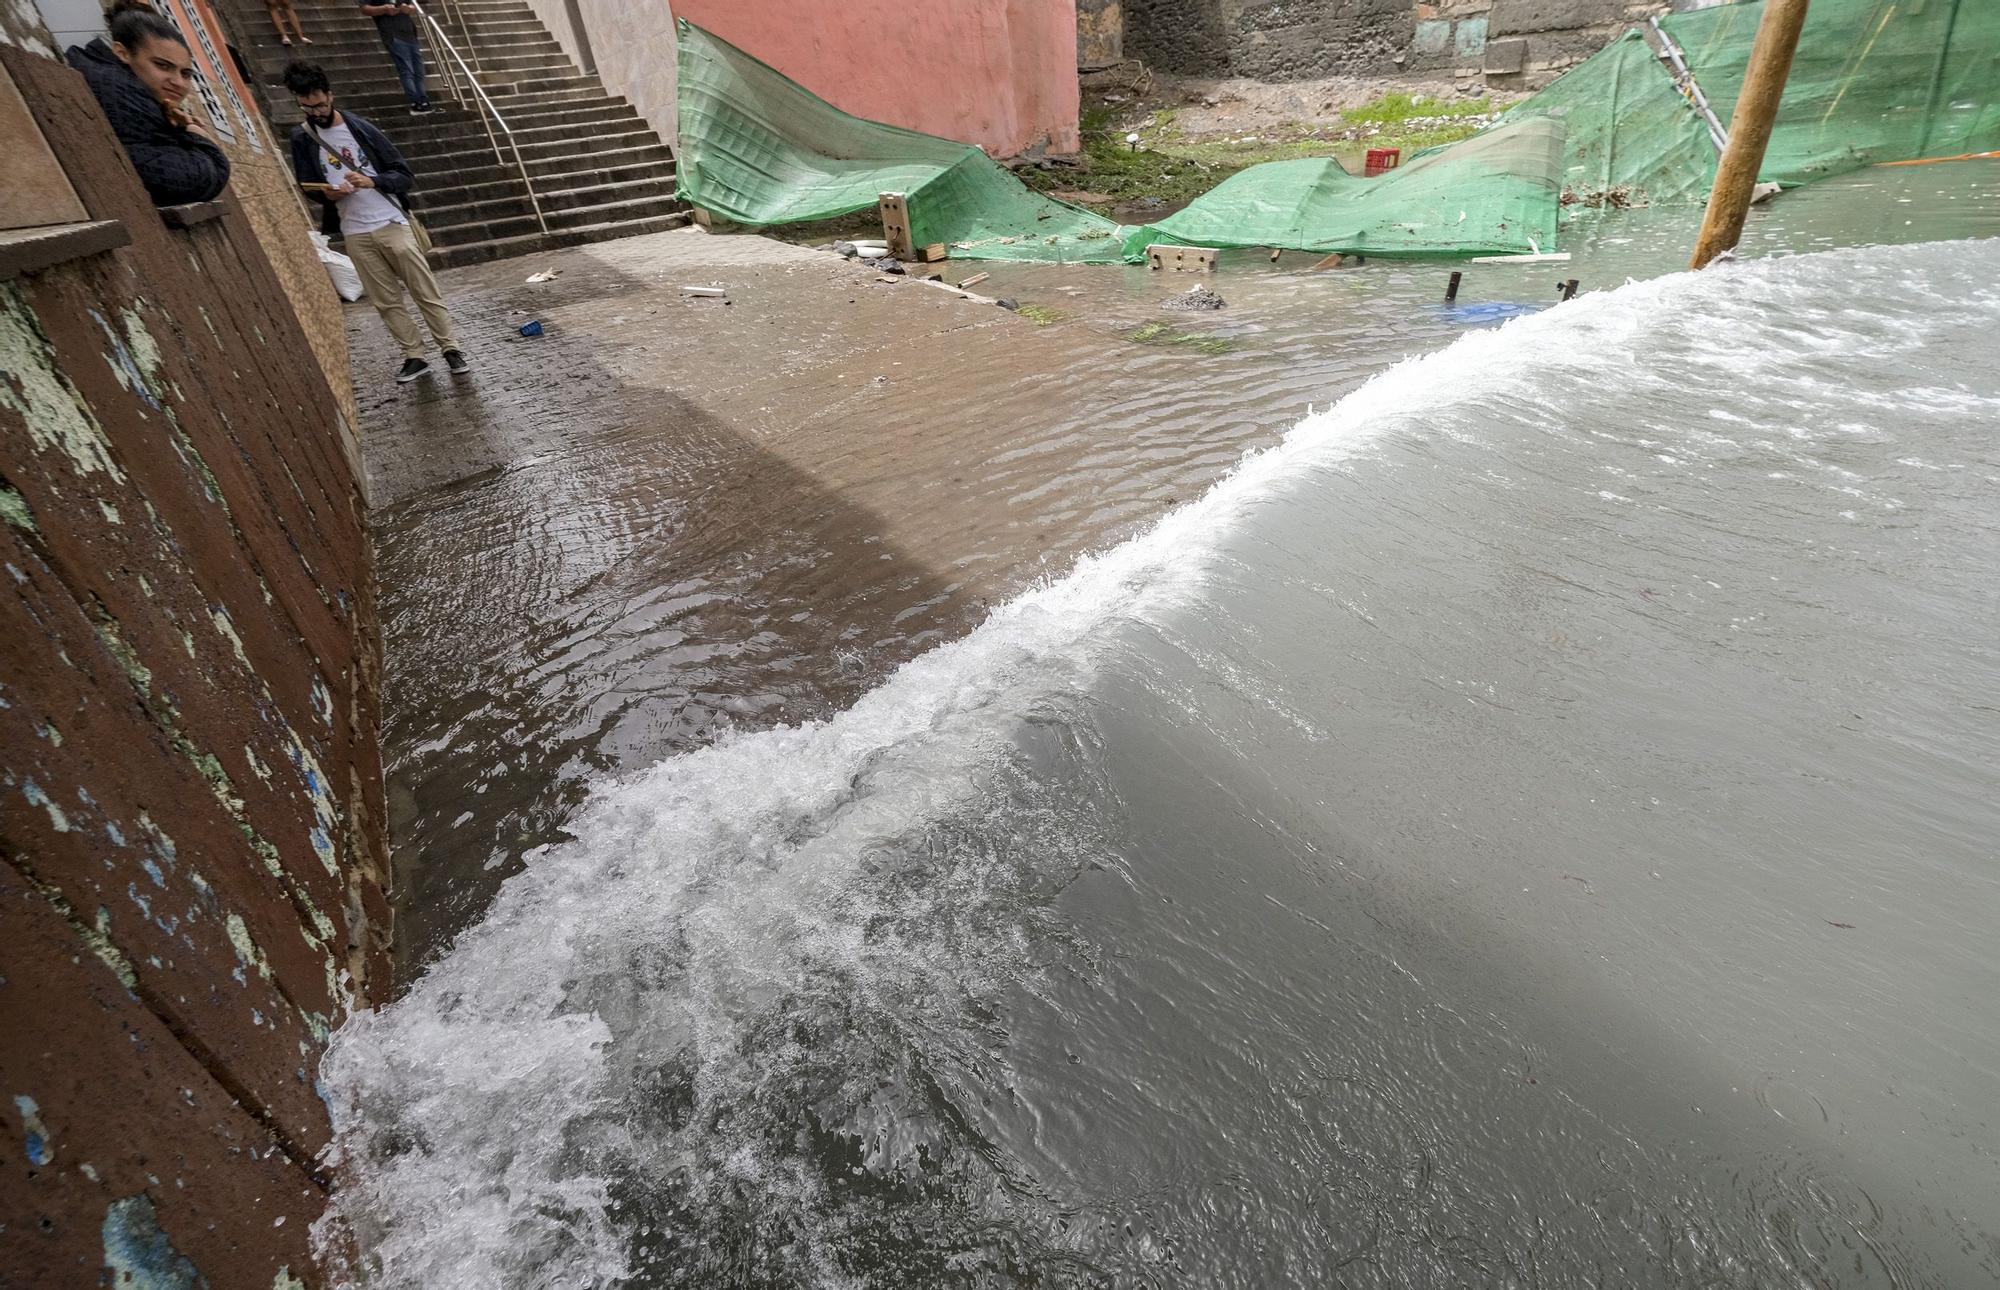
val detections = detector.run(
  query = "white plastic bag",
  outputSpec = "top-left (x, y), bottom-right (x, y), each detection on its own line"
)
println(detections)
top-left (311, 231), bottom-right (365, 302)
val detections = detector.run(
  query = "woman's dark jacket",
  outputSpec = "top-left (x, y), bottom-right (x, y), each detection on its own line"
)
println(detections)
top-left (67, 38), bottom-right (230, 206)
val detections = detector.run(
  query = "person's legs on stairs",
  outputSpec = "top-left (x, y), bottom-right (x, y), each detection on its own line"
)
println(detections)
top-left (389, 37), bottom-right (429, 108)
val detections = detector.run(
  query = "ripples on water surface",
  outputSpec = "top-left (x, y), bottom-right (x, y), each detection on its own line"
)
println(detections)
top-left (339, 172), bottom-right (2000, 1286)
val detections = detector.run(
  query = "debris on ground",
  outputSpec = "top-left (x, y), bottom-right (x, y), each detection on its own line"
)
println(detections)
top-left (525, 268), bottom-right (562, 283)
top-left (866, 257), bottom-right (906, 275)
top-left (1163, 284), bottom-right (1227, 311)
top-left (995, 298), bottom-right (1020, 311)
top-left (681, 285), bottom-right (726, 297)
top-left (518, 319), bottom-right (544, 336)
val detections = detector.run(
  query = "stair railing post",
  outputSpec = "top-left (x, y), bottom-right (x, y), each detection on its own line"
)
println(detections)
top-left (418, 7), bottom-right (547, 235)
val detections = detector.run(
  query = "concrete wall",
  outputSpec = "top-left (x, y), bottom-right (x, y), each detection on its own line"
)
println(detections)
top-left (1, 18), bottom-right (386, 1287)
top-left (525, 0), bottom-right (1083, 158)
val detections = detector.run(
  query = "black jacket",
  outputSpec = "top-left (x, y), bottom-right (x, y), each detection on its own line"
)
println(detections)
top-left (67, 38), bottom-right (230, 206)
top-left (288, 112), bottom-right (417, 240)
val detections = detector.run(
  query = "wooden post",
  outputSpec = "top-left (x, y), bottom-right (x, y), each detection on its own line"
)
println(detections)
top-left (1689, 0), bottom-right (1810, 269)
top-left (878, 192), bottom-right (914, 262)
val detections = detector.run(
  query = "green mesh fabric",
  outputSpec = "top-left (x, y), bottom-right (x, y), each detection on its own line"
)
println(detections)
top-left (1502, 0), bottom-right (2000, 211)
top-left (907, 152), bottom-right (1127, 264)
top-left (674, 20), bottom-right (1565, 262)
top-left (1662, 0), bottom-right (2000, 187)
top-left (1121, 117), bottom-right (1566, 259)
top-left (673, 19), bottom-right (968, 226)
top-left (1498, 29), bottom-right (1717, 209)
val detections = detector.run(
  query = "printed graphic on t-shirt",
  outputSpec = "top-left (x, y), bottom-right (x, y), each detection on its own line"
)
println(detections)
top-left (317, 123), bottom-right (405, 236)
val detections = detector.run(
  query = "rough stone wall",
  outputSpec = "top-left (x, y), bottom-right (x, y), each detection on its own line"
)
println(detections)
top-left (1420, 0), bottom-right (1676, 86)
top-left (1127, 0), bottom-right (1706, 84)
top-left (1078, 0), bottom-right (1124, 67)
top-left (1125, 0), bottom-right (1415, 77)
top-left (1, 32), bottom-right (386, 1290)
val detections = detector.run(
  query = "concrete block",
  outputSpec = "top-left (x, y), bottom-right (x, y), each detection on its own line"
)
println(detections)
top-left (1484, 36), bottom-right (1528, 71)
top-left (1489, 0), bottom-right (1626, 35)
top-left (1454, 15), bottom-right (1489, 57)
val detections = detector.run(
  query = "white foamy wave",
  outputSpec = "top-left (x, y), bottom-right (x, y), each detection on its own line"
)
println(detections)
top-left (313, 241), bottom-right (1999, 1287)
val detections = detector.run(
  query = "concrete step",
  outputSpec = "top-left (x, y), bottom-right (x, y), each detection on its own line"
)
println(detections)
top-left (242, 20), bottom-right (554, 47)
top-left (427, 189), bottom-right (686, 244)
top-left (266, 31), bottom-right (566, 58)
top-left (249, 36), bottom-right (566, 67)
top-left (412, 142), bottom-right (673, 190)
top-left (422, 172), bottom-right (678, 226)
top-left (315, 71), bottom-right (606, 105)
top-left (426, 160), bottom-right (673, 209)
top-left (429, 209), bottom-right (694, 268)
top-left (412, 127), bottom-right (666, 169)
top-left (248, 14), bottom-right (551, 33)
top-left (363, 113), bottom-right (647, 162)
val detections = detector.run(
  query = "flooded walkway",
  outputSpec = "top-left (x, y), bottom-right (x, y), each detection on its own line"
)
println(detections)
top-left (334, 165), bottom-right (2000, 1288)
top-left (356, 165), bottom-right (2000, 976)
top-left (359, 227), bottom-right (1433, 969)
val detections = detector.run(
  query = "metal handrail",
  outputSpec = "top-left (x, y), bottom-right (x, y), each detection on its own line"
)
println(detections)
top-left (1650, 17), bottom-right (1729, 155)
top-left (415, 5), bottom-right (547, 234)
top-left (429, 0), bottom-right (480, 73)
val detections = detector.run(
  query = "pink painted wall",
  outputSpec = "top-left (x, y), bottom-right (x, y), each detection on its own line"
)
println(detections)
top-left (669, 0), bottom-right (1081, 157)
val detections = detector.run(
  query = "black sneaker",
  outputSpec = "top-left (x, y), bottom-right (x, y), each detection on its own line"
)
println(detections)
top-left (396, 357), bottom-right (430, 383)
top-left (411, 103), bottom-right (433, 115)
top-left (443, 349), bottom-right (470, 375)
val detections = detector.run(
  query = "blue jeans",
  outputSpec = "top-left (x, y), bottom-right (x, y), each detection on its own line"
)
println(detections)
top-left (387, 36), bottom-right (428, 107)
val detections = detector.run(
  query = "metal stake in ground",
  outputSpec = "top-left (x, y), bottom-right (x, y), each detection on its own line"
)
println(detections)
top-left (1689, 0), bottom-right (1811, 270)
top-left (1446, 271), bottom-right (1462, 302)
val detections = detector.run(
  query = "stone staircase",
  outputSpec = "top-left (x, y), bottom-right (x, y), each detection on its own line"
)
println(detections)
top-left (230, 0), bottom-right (689, 266)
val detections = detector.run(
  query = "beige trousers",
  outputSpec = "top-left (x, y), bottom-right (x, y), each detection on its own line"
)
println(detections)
top-left (345, 221), bottom-right (457, 359)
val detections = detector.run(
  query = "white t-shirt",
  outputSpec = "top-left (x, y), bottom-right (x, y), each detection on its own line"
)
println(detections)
top-left (312, 118), bottom-right (408, 237)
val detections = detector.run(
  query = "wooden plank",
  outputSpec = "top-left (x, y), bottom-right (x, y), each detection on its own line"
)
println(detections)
top-left (877, 191), bottom-right (914, 262)
top-left (0, 220), bottom-right (129, 280)
top-left (918, 242), bottom-right (948, 262)
top-left (1147, 243), bottom-right (1217, 273)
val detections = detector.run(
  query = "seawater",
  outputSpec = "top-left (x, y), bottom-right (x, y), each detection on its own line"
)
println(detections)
top-left (325, 237), bottom-right (2000, 1287)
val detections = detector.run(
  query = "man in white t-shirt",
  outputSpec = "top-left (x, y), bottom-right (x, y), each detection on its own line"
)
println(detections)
top-left (283, 61), bottom-right (466, 384)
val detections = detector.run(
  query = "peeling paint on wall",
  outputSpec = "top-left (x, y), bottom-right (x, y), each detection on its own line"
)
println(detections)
top-left (0, 284), bottom-right (127, 482)
top-left (13, 1093), bottom-right (54, 1166)
top-left (102, 1194), bottom-right (209, 1289)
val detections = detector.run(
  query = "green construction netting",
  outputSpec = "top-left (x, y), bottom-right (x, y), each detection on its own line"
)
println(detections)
top-left (674, 17), bottom-right (1123, 258)
top-left (1123, 116), bottom-right (1565, 259)
top-left (907, 152), bottom-right (1128, 265)
top-left (1502, 0), bottom-right (2000, 209)
top-left (673, 18), bottom-right (968, 226)
top-left (1663, 0), bottom-right (2000, 188)
top-left (1498, 29), bottom-right (1717, 209)
top-left (674, 19), bottom-right (1565, 262)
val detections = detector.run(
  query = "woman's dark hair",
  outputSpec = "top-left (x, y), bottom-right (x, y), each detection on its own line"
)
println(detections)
top-left (107, 1), bottom-right (187, 50)
top-left (282, 61), bottom-right (331, 95)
